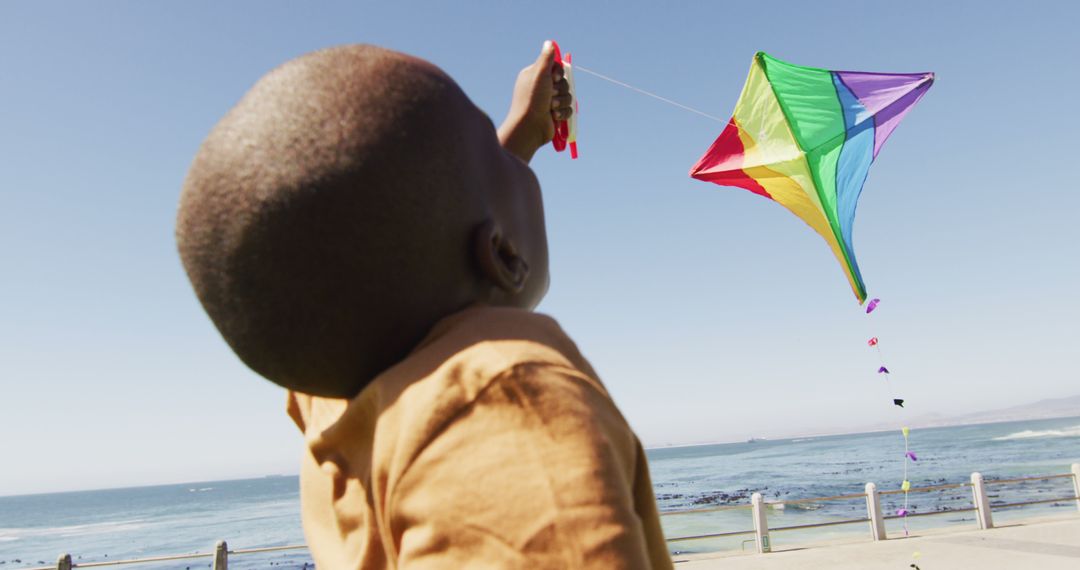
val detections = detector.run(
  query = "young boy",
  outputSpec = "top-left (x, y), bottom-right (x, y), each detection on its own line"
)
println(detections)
top-left (177, 43), bottom-right (673, 569)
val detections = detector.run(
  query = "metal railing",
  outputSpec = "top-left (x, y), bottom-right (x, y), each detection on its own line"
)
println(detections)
top-left (658, 502), bottom-right (755, 542)
top-left (23, 463), bottom-right (1080, 568)
top-left (983, 472), bottom-right (1080, 512)
top-left (27, 542), bottom-right (309, 570)
top-left (660, 462), bottom-right (1080, 553)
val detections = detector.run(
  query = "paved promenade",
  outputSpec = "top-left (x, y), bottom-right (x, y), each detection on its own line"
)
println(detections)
top-left (674, 515), bottom-right (1080, 569)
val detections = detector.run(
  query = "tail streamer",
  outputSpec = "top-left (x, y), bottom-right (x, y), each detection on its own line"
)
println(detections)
top-left (865, 298), bottom-right (915, 536)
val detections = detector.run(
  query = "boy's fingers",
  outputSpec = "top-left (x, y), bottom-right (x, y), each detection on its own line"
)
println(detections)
top-left (553, 77), bottom-right (569, 95)
top-left (551, 93), bottom-right (573, 110)
top-left (552, 65), bottom-right (564, 82)
top-left (553, 107), bottom-right (573, 121)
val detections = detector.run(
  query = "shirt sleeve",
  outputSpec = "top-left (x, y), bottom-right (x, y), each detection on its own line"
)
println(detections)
top-left (387, 364), bottom-right (658, 570)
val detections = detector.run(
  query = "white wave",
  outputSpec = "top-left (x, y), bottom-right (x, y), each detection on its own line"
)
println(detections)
top-left (993, 425), bottom-right (1080, 441)
top-left (0, 519), bottom-right (147, 540)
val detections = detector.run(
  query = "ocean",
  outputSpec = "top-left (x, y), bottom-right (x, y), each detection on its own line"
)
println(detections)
top-left (2, 416), bottom-right (1078, 568)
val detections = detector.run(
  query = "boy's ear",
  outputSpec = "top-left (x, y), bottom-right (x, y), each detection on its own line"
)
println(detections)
top-left (473, 219), bottom-right (529, 295)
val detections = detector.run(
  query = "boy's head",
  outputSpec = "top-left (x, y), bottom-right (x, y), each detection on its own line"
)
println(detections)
top-left (177, 45), bottom-right (549, 398)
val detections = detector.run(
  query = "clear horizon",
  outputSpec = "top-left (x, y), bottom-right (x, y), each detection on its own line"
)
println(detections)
top-left (3, 1), bottom-right (1078, 495)
top-left (4, 408), bottom-right (1078, 499)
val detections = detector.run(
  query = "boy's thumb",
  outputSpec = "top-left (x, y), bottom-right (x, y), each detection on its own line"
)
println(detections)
top-left (536, 41), bottom-right (555, 67)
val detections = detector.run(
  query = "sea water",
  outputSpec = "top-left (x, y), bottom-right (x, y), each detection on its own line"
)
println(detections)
top-left (2, 417), bottom-right (1078, 567)
top-left (651, 416), bottom-right (1080, 554)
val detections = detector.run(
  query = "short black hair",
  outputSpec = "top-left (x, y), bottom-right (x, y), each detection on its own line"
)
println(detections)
top-left (177, 45), bottom-right (487, 396)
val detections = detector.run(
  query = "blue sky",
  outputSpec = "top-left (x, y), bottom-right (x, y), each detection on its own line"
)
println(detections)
top-left (2, 1), bottom-right (1078, 495)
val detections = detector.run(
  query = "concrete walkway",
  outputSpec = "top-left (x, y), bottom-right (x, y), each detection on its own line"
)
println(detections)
top-left (674, 515), bottom-right (1080, 569)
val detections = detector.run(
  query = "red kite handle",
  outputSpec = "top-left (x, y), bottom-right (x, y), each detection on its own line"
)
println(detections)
top-left (550, 41), bottom-right (569, 153)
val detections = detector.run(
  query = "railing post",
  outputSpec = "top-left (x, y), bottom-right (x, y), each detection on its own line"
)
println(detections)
top-left (751, 492), bottom-right (771, 553)
top-left (213, 540), bottom-right (228, 570)
top-left (971, 472), bottom-right (994, 530)
top-left (56, 554), bottom-right (72, 570)
top-left (865, 482), bottom-right (887, 541)
top-left (1072, 463), bottom-right (1080, 513)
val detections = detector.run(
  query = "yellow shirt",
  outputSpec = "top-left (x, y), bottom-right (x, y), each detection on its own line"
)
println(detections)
top-left (287, 306), bottom-right (673, 569)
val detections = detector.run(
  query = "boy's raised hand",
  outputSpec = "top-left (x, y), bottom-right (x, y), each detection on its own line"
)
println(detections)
top-left (498, 41), bottom-right (574, 163)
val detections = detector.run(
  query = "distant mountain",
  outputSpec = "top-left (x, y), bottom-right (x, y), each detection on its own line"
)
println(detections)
top-left (648, 396), bottom-right (1080, 449)
top-left (864, 395), bottom-right (1080, 432)
top-left (923, 395), bottom-right (1080, 427)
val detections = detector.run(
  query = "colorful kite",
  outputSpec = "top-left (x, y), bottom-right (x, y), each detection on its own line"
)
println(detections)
top-left (566, 45), bottom-right (932, 542)
top-left (689, 53), bottom-right (933, 303)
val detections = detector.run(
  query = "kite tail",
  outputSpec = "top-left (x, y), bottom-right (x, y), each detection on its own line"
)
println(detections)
top-left (866, 298), bottom-right (916, 536)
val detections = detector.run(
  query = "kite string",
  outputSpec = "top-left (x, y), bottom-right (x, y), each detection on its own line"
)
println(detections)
top-left (899, 427), bottom-right (912, 533)
top-left (573, 65), bottom-right (730, 124)
top-left (874, 344), bottom-right (899, 400)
